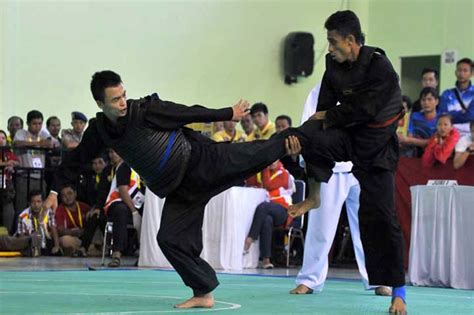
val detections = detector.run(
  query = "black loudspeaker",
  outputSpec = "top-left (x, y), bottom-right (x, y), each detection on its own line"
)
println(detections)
top-left (284, 32), bottom-right (314, 84)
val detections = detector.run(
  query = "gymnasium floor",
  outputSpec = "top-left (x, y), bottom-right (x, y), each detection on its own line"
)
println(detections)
top-left (0, 257), bottom-right (472, 314)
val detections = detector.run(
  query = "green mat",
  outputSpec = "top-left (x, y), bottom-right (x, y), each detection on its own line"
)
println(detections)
top-left (0, 270), bottom-right (472, 314)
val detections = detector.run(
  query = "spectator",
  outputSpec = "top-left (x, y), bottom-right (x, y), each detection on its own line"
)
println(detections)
top-left (412, 68), bottom-right (439, 112)
top-left (453, 121), bottom-right (474, 169)
top-left (274, 115), bottom-right (306, 181)
top-left (398, 96), bottom-right (414, 157)
top-left (0, 130), bottom-right (19, 233)
top-left (13, 110), bottom-right (59, 212)
top-left (7, 116), bottom-right (24, 147)
top-left (439, 58), bottom-right (474, 136)
top-left (422, 114), bottom-right (460, 167)
top-left (212, 121), bottom-right (224, 134)
top-left (399, 87), bottom-right (439, 156)
top-left (46, 116), bottom-right (62, 143)
top-left (77, 151), bottom-right (109, 207)
top-left (16, 190), bottom-right (60, 256)
top-left (244, 161), bottom-right (295, 269)
top-left (61, 111), bottom-right (88, 150)
top-left (55, 184), bottom-right (99, 256)
top-left (240, 114), bottom-right (256, 141)
top-left (103, 149), bottom-right (145, 267)
top-left (250, 102), bottom-right (276, 140)
top-left (211, 121), bottom-right (246, 142)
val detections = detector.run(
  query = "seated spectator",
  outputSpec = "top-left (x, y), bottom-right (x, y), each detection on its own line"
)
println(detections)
top-left (61, 111), bottom-right (88, 150)
top-left (211, 121), bottom-right (246, 142)
top-left (244, 161), bottom-right (295, 269)
top-left (422, 114), bottom-right (460, 167)
top-left (7, 116), bottom-right (24, 147)
top-left (13, 110), bottom-right (59, 213)
top-left (439, 58), bottom-right (474, 137)
top-left (454, 121), bottom-right (474, 169)
top-left (212, 121), bottom-right (224, 134)
top-left (240, 113), bottom-right (256, 141)
top-left (55, 184), bottom-right (100, 256)
top-left (412, 68), bottom-right (439, 112)
top-left (0, 130), bottom-right (19, 233)
top-left (398, 96), bottom-right (414, 157)
top-left (103, 149), bottom-right (145, 267)
top-left (77, 151), bottom-right (109, 207)
top-left (399, 87), bottom-right (439, 157)
top-left (250, 102), bottom-right (276, 140)
top-left (16, 190), bottom-right (60, 256)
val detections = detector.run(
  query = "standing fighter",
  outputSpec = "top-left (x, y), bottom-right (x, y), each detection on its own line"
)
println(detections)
top-left (286, 10), bottom-right (407, 314)
top-left (290, 83), bottom-right (391, 297)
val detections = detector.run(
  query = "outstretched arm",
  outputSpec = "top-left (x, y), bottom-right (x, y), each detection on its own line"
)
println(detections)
top-left (144, 93), bottom-right (249, 129)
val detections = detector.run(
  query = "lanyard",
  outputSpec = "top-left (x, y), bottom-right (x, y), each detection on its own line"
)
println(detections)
top-left (65, 202), bottom-right (82, 229)
top-left (32, 208), bottom-right (47, 231)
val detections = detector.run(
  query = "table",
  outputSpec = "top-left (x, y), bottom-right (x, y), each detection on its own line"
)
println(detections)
top-left (138, 186), bottom-right (268, 270)
top-left (408, 185), bottom-right (474, 289)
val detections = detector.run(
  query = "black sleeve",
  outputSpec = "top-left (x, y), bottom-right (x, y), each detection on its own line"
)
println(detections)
top-left (144, 94), bottom-right (234, 130)
top-left (116, 163), bottom-right (131, 186)
top-left (325, 55), bottom-right (399, 128)
top-left (51, 119), bottom-right (105, 193)
top-left (317, 70), bottom-right (338, 111)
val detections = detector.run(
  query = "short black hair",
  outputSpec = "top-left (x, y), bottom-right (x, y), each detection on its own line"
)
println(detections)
top-left (0, 129), bottom-right (7, 139)
top-left (401, 95), bottom-right (413, 111)
top-left (419, 87), bottom-right (439, 100)
top-left (8, 116), bottom-right (24, 128)
top-left (456, 58), bottom-right (473, 70)
top-left (421, 68), bottom-right (439, 81)
top-left (60, 183), bottom-right (77, 192)
top-left (276, 115), bottom-right (292, 127)
top-left (250, 102), bottom-right (269, 115)
top-left (437, 113), bottom-right (453, 124)
top-left (26, 110), bottom-right (43, 124)
top-left (46, 116), bottom-right (60, 128)
top-left (324, 10), bottom-right (364, 45)
top-left (28, 189), bottom-right (43, 202)
top-left (90, 70), bottom-right (123, 102)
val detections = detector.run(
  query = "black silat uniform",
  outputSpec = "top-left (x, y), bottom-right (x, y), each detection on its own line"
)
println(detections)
top-left (53, 94), bottom-right (299, 295)
top-left (301, 45), bottom-right (405, 287)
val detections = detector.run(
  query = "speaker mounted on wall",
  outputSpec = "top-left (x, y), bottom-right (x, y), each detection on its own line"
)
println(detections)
top-left (284, 32), bottom-right (314, 84)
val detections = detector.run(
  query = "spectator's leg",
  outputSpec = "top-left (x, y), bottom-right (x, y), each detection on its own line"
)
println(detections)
top-left (107, 202), bottom-right (132, 256)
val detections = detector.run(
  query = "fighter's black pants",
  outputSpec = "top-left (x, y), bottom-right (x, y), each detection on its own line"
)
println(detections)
top-left (157, 119), bottom-right (405, 296)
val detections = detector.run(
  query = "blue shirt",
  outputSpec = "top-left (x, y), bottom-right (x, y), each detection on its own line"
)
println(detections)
top-left (439, 81), bottom-right (474, 136)
top-left (408, 112), bottom-right (438, 139)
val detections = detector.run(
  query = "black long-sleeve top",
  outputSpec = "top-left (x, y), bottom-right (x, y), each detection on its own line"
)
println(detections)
top-left (51, 94), bottom-right (233, 193)
top-left (318, 46), bottom-right (402, 128)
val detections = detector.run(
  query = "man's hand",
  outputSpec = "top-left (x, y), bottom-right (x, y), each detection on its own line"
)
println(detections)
top-left (44, 192), bottom-right (58, 211)
top-left (285, 136), bottom-right (302, 157)
top-left (231, 99), bottom-right (250, 122)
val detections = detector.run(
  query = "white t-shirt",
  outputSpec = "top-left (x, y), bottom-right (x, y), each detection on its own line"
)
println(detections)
top-left (455, 134), bottom-right (473, 152)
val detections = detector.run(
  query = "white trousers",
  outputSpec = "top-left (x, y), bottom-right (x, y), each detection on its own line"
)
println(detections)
top-left (295, 172), bottom-right (375, 291)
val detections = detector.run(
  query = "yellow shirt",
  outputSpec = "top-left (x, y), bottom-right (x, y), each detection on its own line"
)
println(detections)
top-left (245, 130), bottom-right (256, 142)
top-left (212, 130), bottom-right (247, 143)
top-left (397, 112), bottom-right (410, 136)
top-left (254, 122), bottom-right (276, 140)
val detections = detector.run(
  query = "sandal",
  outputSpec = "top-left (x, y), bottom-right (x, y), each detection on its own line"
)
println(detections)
top-left (108, 256), bottom-right (121, 268)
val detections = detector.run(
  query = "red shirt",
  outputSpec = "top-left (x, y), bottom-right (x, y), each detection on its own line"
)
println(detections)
top-left (422, 128), bottom-right (461, 167)
top-left (55, 201), bottom-right (91, 230)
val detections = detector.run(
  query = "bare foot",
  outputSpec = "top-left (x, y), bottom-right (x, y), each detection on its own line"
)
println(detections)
top-left (289, 284), bottom-right (314, 294)
top-left (287, 196), bottom-right (320, 217)
top-left (174, 294), bottom-right (214, 309)
top-left (389, 297), bottom-right (407, 315)
top-left (375, 286), bottom-right (392, 296)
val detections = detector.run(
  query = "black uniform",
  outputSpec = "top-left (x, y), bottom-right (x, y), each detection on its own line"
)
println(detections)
top-left (52, 94), bottom-right (295, 295)
top-left (302, 46), bottom-right (406, 287)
